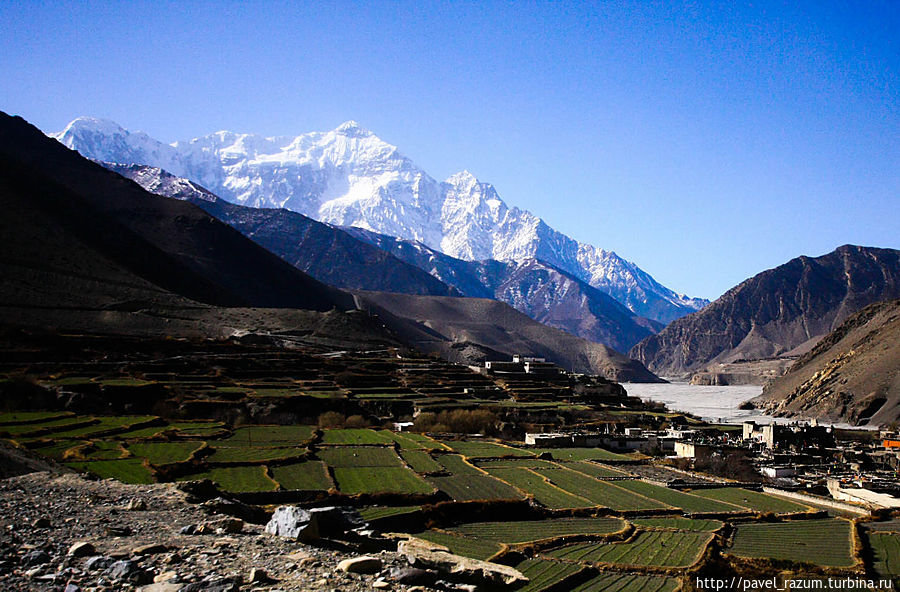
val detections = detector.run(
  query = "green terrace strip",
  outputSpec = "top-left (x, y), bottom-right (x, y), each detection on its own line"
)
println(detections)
top-left (331, 466), bottom-right (434, 495)
top-left (572, 573), bottom-right (681, 592)
top-left (30, 440), bottom-right (85, 460)
top-left (483, 467), bottom-right (592, 509)
top-left (2, 416), bottom-right (96, 436)
top-left (382, 430), bottom-right (445, 450)
top-left (317, 446), bottom-right (403, 467)
top-left (692, 487), bottom-right (811, 514)
top-left (40, 416), bottom-right (159, 439)
top-left (545, 530), bottom-right (714, 567)
top-left (868, 532), bottom-right (900, 578)
top-left (96, 378), bottom-right (155, 387)
top-left (514, 559), bottom-right (585, 592)
top-left (631, 517), bottom-right (724, 531)
top-left (563, 460), bottom-right (630, 478)
top-left (0, 411), bottom-right (73, 425)
top-left (866, 519), bottom-right (900, 532)
top-left (73, 440), bottom-right (126, 460)
top-left (427, 455), bottom-right (526, 501)
top-left (126, 442), bottom-right (204, 464)
top-left (727, 518), bottom-right (856, 567)
top-left (613, 480), bottom-right (744, 513)
top-left (449, 517), bottom-right (627, 543)
top-left (358, 506), bottom-right (422, 522)
top-left (65, 458), bottom-right (154, 484)
top-left (531, 447), bottom-right (632, 462)
top-left (205, 446), bottom-right (303, 464)
top-left (320, 428), bottom-right (396, 445)
top-left (443, 440), bottom-right (535, 458)
top-left (179, 466), bottom-right (279, 493)
top-left (412, 531), bottom-right (503, 561)
top-left (111, 421), bottom-right (225, 440)
top-left (531, 470), bottom-right (670, 511)
top-left (270, 461), bottom-right (334, 491)
top-left (475, 458), bottom-right (561, 470)
top-left (216, 425), bottom-right (315, 447)
top-left (400, 449), bottom-right (444, 473)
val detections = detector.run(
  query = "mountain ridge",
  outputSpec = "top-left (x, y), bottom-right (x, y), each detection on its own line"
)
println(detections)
top-left (52, 117), bottom-right (708, 323)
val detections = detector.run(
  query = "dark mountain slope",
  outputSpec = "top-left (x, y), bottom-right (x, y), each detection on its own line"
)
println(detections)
top-left (630, 245), bottom-right (900, 376)
top-left (356, 291), bottom-right (661, 382)
top-left (102, 163), bottom-right (458, 298)
top-left (756, 299), bottom-right (900, 425)
top-left (0, 112), bottom-right (353, 312)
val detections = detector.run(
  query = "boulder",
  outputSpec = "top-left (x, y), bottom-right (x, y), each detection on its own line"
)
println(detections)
top-left (21, 550), bottom-right (51, 566)
top-left (67, 541), bottom-right (95, 557)
top-left (265, 506), bottom-right (317, 541)
top-left (398, 537), bottom-right (528, 589)
top-left (336, 555), bottom-right (382, 574)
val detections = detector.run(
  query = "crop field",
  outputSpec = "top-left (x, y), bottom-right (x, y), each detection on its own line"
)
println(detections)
top-left (30, 440), bottom-right (84, 460)
top-left (412, 531), bottom-right (502, 561)
top-left (126, 442), bottom-right (204, 464)
top-left (514, 559), bottom-right (585, 592)
top-left (631, 517), bottom-right (723, 532)
top-left (475, 458), bottom-right (560, 470)
top-left (485, 467), bottom-right (592, 509)
top-left (179, 465), bottom-right (278, 493)
top-left (400, 449), bottom-right (444, 473)
top-left (3, 416), bottom-right (99, 436)
top-left (317, 446), bottom-right (402, 467)
top-left (868, 532), bottom-right (900, 578)
top-left (564, 460), bottom-right (630, 478)
top-left (572, 573), bottom-right (681, 592)
top-left (43, 416), bottom-right (158, 439)
top-left (332, 466), bottom-right (434, 495)
top-left (533, 469), bottom-right (669, 511)
top-left (0, 411), bottom-right (73, 425)
top-left (692, 488), bottom-right (810, 514)
top-left (428, 471), bottom-right (526, 502)
top-left (65, 458), bottom-right (154, 484)
top-left (320, 428), bottom-right (396, 445)
top-left (384, 431), bottom-right (442, 450)
top-left (205, 446), bottom-right (303, 464)
top-left (359, 506), bottom-right (421, 521)
top-left (449, 517), bottom-right (626, 543)
top-left (443, 440), bottom-right (534, 458)
top-left (728, 518), bottom-right (855, 567)
top-left (531, 447), bottom-right (631, 462)
top-left (217, 425), bottom-right (315, 447)
top-left (270, 461), bottom-right (334, 491)
top-left (614, 481), bottom-right (743, 514)
top-left (435, 454), bottom-right (484, 475)
top-left (75, 440), bottom-right (125, 460)
top-left (545, 530), bottom-right (713, 567)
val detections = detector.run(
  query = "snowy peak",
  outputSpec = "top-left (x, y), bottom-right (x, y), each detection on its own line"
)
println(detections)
top-left (51, 116), bottom-right (708, 323)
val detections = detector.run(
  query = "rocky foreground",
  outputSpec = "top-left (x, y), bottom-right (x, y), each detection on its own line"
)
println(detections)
top-left (0, 470), bottom-right (470, 592)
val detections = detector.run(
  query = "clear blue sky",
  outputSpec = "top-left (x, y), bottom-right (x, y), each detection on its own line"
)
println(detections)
top-left (3, 1), bottom-right (898, 300)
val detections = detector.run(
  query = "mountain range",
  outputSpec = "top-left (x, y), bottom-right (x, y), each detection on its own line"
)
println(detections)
top-left (52, 117), bottom-right (707, 325)
top-left (630, 245), bottom-right (900, 377)
top-left (1, 111), bottom-right (657, 380)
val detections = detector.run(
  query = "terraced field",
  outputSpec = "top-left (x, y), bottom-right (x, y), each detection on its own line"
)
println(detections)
top-left (332, 466), bottom-right (434, 495)
top-left (270, 461), bottom-right (334, 491)
top-left (692, 488), bottom-right (810, 514)
top-left (411, 531), bottom-right (502, 561)
top-left (320, 428), bottom-right (395, 445)
top-left (127, 442), bottom-right (204, 464)
top-left (449, 517), bottom-right (626, 543)
top-left (205, 446), bottom-right (303, 464)
top-left (64, 458), bottom-right (154, 484)
top-left (179, 465), bottom-right (279, 493)
top-left (514, 559), bottom-right (585, 592)
top-left (614, 480), bottom-right (743, 513)
top-left (400, 449), bottom-right (444, 473)
top-left (564, 460), bottom-right (630, 478)
top-left (545, 530), bottom-right (714, 567)
top-left (216, 425), bottom-right (315, 446)
top-left (444, 440), bottom-right (534, 458)
top-left (531, 447), bottom-right (632, 462)
top-left (316, 446), bottom-right (402, 467)
top-left (534, 469), bottom-right (669, 511)
top-left (484, 467), bottom-right (591, 509)
top-left (868, 532), bottom-right (900, 578)
top-left (728, 518), bottom-right (855, 567)
top-left (631, 517), bottom-right (723, 531)
top-left (572, 573), bottom-right (681, 592)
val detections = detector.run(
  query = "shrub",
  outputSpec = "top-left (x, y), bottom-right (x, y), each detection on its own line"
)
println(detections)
top-left (318, 411), bottom-right (345, 429)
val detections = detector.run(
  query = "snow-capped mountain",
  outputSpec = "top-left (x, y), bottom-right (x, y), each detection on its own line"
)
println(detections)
top-left (52, 117), bottom-right (708, 323)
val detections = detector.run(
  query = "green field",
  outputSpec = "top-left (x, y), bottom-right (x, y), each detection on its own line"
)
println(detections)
top-left (444, 440), bottom-right (534, 458)
top-left (317, 446), bottom-right (403, 467)
top-left (534, 469), bottom-right (669, 511)
top-left (180, 465), bottom-right (279, 493)
top-left (531, 447), bottom-right (631, 461)
top-left (74, 440), bottom-right (125, 460)
top-left (412, 531), bottom-right (502, 561)
top-left (320, 428), bottom-right (395, 445)
top-left (127, 441), bottom-right (203, 464)
top-left (614, 480), bottom-right (743, 513)
top-left (485, 467), bottom-right (591, 509)
top-left (868, 532), bottom-right (900, 578)
top-left (476, 458), bottom-right (560, 470)
top-left (217, 425), bottom-right (315, 447)
top-left (450, 517), bottom-right (626, 543)
top-left (515, 559), bottom-right (585, 592)
top-left (572, 573), bottom-right (681, 592)
top-left (2, 416), bottom-right (96, 435)
top-left (563, 460), bottom-right (630, 478)
top-left (728, 519), bottom-right (855, 567)
top-left (692, 488), bottom-right (810, 514)
top-left (382, 430), bottom-right (444, 449)
top-left (205, 446), bottom-right (302, 463)
top-left (359, 506), bottom-right (421, 521)
top-left (0, 411), bottom-right (73, 425)
top-left (332, 466), bottom-right (434, 495)
top-left (546, 530), bottom-right (713, 567)
top-left (631, 517), bottom-right (723, 532)
top-left (270, 461), bottom-right (334, 491)
top-left (66, 458), bottom-right (154, 484)
top-left (400, 449), bottom-right (444, 473)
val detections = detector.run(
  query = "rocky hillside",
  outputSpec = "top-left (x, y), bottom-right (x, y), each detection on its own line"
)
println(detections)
top-left (630, 245), bottom-right (900, 376)
top-left (755, 299), bottom-right (900, 426)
